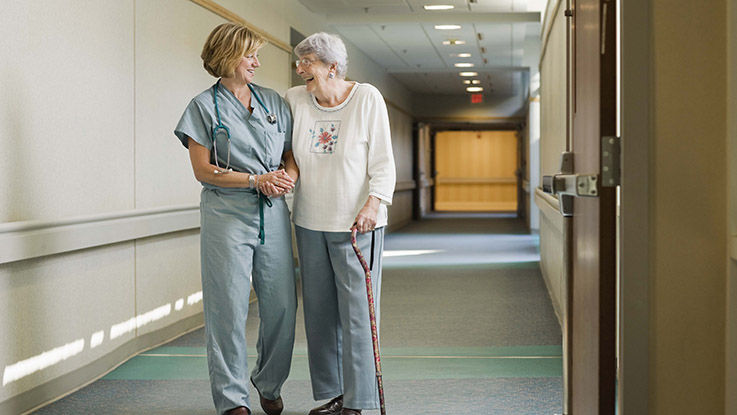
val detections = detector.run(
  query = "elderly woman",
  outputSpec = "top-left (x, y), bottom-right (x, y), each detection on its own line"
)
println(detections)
top-left (284, 33), bottom-right (396, 415)
top-left (174, 23), bottom-right (298, 415)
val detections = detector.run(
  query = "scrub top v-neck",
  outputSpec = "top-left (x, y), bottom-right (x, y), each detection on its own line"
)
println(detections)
top-left (174, 81), bottom-right (293, 191)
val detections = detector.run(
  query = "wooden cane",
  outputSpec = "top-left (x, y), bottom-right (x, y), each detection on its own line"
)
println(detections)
top-left (350, 228), bottom-right (386, 415)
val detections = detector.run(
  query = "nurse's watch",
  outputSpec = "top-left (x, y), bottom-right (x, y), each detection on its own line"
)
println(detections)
top-left (249, 174), bottom-right (256, 189)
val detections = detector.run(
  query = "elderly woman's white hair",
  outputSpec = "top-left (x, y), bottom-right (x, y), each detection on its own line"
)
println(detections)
top-left (294, 32), bottom-right (349, 78)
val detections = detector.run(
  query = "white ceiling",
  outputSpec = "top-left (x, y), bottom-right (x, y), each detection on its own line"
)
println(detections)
top-left (298, 0), bottom-right (544, 97)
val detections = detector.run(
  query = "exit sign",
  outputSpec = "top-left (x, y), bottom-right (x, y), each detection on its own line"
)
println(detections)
top-left (471, 93), bottom-right (483, 103)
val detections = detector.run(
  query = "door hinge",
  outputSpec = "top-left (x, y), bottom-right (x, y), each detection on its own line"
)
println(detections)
top-left (601, 136), bottom-right (621, 187)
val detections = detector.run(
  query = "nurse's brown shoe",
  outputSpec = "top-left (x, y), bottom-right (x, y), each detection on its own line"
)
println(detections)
top-left (251, 378), bottom-right (284, 415)
top-left (225, 407), bottom-right (250, 415)
top-left (341, 409), bottom-right (361, 415)
top-left (308, 395), bottom-right (343, 415)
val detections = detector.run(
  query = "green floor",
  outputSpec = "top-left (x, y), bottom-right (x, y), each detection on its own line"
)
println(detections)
top-left (35, 216), bottom-right (563, 415)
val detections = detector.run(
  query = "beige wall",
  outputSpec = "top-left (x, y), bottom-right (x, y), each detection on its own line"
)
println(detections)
top-left (650, 1), bottom-right (727, 414)
top-left (386, 106), bottom-right (414, 229)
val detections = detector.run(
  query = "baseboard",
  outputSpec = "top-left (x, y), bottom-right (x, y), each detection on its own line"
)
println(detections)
top-left (1, 313), bottom-right (204, 415)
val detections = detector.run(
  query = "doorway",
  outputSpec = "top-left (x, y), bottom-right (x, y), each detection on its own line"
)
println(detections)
top-left (433, 130), bottom-right (519, 212)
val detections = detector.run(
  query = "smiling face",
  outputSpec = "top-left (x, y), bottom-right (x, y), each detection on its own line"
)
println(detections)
top-left (233, 50), bottom-right (261, 83)
top-left (295, 53), bottom-right (333, 93)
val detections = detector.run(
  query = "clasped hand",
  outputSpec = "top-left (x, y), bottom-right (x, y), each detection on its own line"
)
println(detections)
top-left (257, 169), bottom-right (295, 197)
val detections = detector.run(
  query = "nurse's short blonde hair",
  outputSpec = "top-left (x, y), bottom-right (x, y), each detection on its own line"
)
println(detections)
top-left (201, 23), bottom-right (265, 78)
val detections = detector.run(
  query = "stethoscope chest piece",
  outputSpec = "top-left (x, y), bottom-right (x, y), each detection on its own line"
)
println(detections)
top-left (266, 113), bottom-right (277, 124)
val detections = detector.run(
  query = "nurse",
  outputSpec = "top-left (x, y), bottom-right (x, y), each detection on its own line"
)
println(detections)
top-left (174, 23), bottom-right (298, 415)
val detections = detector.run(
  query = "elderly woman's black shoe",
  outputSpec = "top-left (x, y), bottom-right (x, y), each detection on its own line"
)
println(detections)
top-left (308, 395), bottom-right (343, 415)
top-left (341, 409), bottom-right (361, 415)
top-left (225, 407), bottom-right (250, 415)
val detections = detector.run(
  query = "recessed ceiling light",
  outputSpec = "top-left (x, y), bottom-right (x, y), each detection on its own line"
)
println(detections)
top-left (471, 80), bottom-right (481, 84)
top-left (459, 71), bottom-right (478, 77)
top-left (442, 39), bottom-right (466, 45)
top-left (453, 53), bottom-right (472, 58)
top-left (454, 63), bottom-right (474, 68)
top-left (466, 86), bottom-right (483, 92)
top-left (424, 4), bottom-right (454, 10)
top-left (463, 80), bottom-right (472, 84)
top-left (435, 24), bottom-right (462, 30)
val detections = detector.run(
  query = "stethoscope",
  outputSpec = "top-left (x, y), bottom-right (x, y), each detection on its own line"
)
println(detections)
top-left (212, 80), bottom-right (277, 173)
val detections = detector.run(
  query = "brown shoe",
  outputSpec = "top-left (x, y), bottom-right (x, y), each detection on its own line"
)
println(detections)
top-left (341, 409), bottom-right (361, 415)
top-left (308, 395), bottom-right (343, 415)
top-left (225, 407), bottom-right (250, 415)
top-left (251, 378), bottom-right (284, 415)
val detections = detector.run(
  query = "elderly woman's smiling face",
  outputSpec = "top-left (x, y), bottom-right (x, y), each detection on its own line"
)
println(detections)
top-left (296, 53), bottom-right (332, 92)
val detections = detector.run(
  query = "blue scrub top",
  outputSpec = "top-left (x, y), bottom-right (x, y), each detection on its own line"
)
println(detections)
top-left (174, 82), bottom-right (293, 191)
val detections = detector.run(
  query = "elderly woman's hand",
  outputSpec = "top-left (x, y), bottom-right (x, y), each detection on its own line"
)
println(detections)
top-left (257, 170), bottom-right (294, 196)
top-left (352, 196), bottom-right (380, 233)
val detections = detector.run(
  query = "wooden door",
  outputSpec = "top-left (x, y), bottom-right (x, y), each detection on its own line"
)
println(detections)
top-left (569, 0), bottom-right (617, 413)
top-left (434, 130), bottom-right (518, 212)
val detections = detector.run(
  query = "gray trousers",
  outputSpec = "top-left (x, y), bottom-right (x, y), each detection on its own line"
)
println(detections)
top-left (295, 225), bottom-right (384, 410)
top-left (201, 188), bottom-right (297, 414)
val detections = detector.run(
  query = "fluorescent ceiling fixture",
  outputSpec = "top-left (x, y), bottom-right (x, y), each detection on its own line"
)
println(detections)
top-left (459, 71), bottom-right (478, 76)
top-left (454, 62), bottom-right (474, 67)
top-left (453, 52), bottom-right (472, 58)
top-left (442, 39), bottom-right (466, 45)
top-left (463, 80), bottom-right (472, 84)
top-left (435, 24), bottom-right (462, 30)
top-left (424, 4), bottom-right (454, 10)
top-left (466, 86), bottom-right (484, 92)
top-left (472, 80), bottom-right (481, 84)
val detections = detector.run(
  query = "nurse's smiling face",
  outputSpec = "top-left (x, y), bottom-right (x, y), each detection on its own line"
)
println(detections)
top-left (234, 50), bottom-right (261, 83)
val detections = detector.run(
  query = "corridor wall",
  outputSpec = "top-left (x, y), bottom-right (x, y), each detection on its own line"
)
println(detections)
top-left (0, 1), bottom-right (414, 413)
top-left (535, 0), bottom-right (569, 324)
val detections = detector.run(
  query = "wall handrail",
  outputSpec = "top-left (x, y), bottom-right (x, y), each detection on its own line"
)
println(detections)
top-left (0, 205), bottom-right (200, 265)
top-left (436, 177), bottom-right (516, 184)
top-left (189, 0), bottom-right (291, 53)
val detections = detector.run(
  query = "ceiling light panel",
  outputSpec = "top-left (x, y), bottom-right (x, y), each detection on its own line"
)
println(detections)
top-left (454, 62), bottom-right (474, 67)
top-left (423, 4), bottom-right (454, 10)
top-left (466, 86), bottom-right (484, 92)
top-left (434, 24), bottom-right (462, 30)
top-left (459, 71), bottom-right (478, 76)
top-left (407, 0), bottom-right (466, 11)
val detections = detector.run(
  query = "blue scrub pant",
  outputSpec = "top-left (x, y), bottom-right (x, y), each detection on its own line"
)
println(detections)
top-left (295, 225), bottom-right (384, 410)
top-left (200, 188), bottom-right (297, 414)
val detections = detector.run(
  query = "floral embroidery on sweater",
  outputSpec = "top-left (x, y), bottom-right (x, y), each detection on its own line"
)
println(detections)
top-left (309, 121), bottom-right (340, 153)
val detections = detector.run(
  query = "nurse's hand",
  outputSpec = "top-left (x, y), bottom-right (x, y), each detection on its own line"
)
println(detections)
top-left (352, 195), bottom-right (380, 233)
top-left (257, 170), bottom-right (294, 196)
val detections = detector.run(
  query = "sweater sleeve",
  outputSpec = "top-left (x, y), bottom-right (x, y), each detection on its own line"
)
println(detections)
top-left (365, 86), bottom-right (396, 205)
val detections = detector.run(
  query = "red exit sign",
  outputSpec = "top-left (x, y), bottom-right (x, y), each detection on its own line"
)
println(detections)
top-left (471, 93), bottom-right (483, 103)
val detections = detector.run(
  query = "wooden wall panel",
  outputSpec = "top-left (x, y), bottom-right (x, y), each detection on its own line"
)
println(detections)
top-left (434, 131), bottom-right (518, 212)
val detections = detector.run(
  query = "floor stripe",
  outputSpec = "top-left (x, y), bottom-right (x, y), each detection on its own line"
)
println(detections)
top-left (140, 353), bottom-right (562, 359)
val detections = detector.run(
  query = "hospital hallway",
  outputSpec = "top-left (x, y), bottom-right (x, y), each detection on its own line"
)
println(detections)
top-left (32, 216), bottom-right (563, 415)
